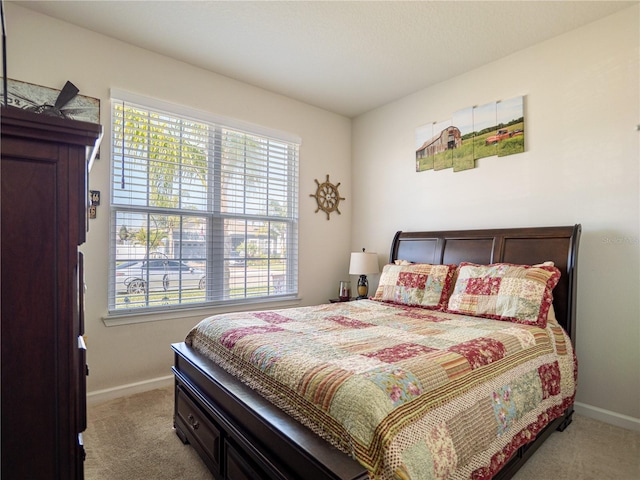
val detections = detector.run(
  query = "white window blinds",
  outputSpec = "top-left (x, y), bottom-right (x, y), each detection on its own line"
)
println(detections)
top-left (108, 92), bottom-right (299, 313)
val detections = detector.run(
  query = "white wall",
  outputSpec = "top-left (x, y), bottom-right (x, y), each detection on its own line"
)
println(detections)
top-left (352, 6), bottom-right (639, 426)
top-left (6, 4), bottom-right (353, 396)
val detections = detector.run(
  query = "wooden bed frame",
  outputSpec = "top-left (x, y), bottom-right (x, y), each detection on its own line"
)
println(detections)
top-left (172, 225), bottom-right (581, 480)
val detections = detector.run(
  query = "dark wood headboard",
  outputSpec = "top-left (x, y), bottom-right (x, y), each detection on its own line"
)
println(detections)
top-left (389, 225), bottom-right (581, 343)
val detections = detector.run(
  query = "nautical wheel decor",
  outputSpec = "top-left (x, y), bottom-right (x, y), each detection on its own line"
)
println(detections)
top-left (310, 174), bottom-right (345, 220)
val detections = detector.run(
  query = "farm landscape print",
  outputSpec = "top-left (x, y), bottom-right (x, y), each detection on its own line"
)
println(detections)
top-left (416, 95), bottom-right (525, 172)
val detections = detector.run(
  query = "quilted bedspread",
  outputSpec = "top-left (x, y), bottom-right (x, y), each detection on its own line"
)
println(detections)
top-left (186, 299), bottom-right (576, 480)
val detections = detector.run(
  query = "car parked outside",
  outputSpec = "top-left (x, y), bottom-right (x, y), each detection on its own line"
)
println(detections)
top-left (116, 259), bottom-right (205, 294)
top-left (229, 251), bottom-right (245, 266)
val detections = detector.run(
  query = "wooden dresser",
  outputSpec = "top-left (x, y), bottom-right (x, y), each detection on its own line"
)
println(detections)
top-left (1, 106), bottom-right (102, 479)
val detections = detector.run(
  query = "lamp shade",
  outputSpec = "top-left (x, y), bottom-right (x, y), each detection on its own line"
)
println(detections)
top-left (349, 251), bottom-right (379, 275)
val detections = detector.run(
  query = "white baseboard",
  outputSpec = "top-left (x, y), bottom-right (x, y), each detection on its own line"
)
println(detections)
top-left (87, 375), bottom-right (174, 405)
top-left (575, 402), bottom-right (640, 432)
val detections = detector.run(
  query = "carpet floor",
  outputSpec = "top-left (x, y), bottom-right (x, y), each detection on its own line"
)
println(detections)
top-left (84, 386), bottom-right (639, 480)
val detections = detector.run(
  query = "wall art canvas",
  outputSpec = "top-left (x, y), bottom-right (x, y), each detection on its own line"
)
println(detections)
top-left (472, 101), bottom-right (498, 160)
top-left (415, 122), bottom-right (434, 171)
top-left (416, 95), bottom-right (525, 173)
top-left (432, 119), bottom-right (454, 171)
top-left (495, 96), bottom-right (524, 157)
top-left (452, 106), bottom-right (475, 172)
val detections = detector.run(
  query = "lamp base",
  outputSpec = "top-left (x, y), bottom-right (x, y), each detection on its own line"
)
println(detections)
top-left (356, 274), bottom-right (369, 299)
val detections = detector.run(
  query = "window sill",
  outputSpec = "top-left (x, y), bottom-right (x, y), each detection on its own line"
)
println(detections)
top-left (102, 296), bottom-right (302, 327)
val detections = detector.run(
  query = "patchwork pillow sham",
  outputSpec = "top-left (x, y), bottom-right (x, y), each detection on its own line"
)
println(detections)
top-left (446, 262), bottom-right (561, 327)
top-left (372, 263), bottom-right (456, 310)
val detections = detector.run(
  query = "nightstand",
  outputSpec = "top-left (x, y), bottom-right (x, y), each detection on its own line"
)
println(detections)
top-left (329, 298), bottom-right (354, 303)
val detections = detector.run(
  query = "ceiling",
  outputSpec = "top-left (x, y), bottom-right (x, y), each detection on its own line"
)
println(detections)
top-left (14, 1), bottom-right (636, 117)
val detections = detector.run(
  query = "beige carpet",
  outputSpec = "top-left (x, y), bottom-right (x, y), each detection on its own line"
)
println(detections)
top-left (85, 387), bottom-right (211, 480)
top-left (84, 386), bottom-right (639, 480)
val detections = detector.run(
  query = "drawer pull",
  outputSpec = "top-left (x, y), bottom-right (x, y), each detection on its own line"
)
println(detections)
top-left (187, 413), bottom-right (200, 430)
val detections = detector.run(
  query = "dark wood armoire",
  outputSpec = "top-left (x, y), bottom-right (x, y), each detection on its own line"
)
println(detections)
top-left (1, 106), bottom-right (102, 479)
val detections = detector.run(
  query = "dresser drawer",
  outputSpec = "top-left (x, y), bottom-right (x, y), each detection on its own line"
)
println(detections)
top-left (176, 386), bottom-right (222, 474)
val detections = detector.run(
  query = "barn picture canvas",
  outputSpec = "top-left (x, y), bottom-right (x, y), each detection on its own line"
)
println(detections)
top-left (415, 95), bottom-right (525, 173)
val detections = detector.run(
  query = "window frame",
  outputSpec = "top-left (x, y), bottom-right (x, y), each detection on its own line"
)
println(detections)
top-left (107, 89), bottom-right (300, 317)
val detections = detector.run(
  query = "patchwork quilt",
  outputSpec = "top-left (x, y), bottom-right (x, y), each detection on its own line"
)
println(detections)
top-left (186, 299), bottom-right (576, 480)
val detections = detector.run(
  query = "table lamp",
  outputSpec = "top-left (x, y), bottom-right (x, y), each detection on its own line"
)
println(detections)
top-left (349, 248), bottom-right (379, 299)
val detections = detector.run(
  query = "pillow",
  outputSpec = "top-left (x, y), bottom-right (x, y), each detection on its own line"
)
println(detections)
top-left (534, 261), bottom-right (555, 267)
top-left (446, 262), bottom-right (561, 327)
top-left (394, 259), bottom-right (412, 265)
top-left (372, 263), bottom-right (457, 310)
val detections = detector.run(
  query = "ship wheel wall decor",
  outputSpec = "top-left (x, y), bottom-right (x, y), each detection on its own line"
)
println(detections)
top-left (310, 174), bottom-right (345, 220)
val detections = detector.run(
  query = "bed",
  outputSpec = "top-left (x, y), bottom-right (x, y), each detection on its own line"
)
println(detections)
top-left (172, 225), bottom-right (581, 480)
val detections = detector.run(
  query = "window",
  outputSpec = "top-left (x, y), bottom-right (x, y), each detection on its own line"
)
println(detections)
top-left (108, 91), bottom-right (299, 314)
